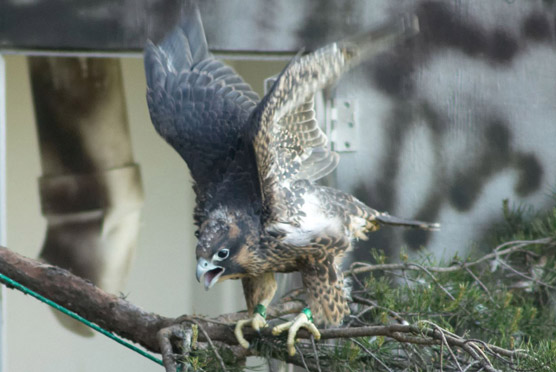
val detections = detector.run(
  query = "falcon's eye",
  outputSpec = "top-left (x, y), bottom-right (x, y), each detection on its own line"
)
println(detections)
top-left (216, 249), bottom-right (229, 260)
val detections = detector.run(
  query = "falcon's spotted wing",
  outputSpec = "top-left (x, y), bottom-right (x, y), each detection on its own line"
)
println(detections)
top-left (270, 94), bottom-right (339, 183)
top-left (252, 16), bottom-right (419, 225)
top-left (144, 6), bottom-right (259, 191)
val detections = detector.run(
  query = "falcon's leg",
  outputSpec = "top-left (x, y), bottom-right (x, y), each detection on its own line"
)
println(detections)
top-left (300, 254), bottom-right (351, 325)
top-left (272, 237), bottom-right (351, 356)
top-left (235, 272), bottom-right (277, 348)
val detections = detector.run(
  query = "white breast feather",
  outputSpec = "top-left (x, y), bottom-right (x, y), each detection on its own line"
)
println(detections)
top-left (271, 193), bottom-right (341, 247)
top-left (348, 216), bottom-right (368, 239)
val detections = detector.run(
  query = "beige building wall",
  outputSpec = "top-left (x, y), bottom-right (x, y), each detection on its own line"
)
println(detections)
top-left (4, 54), bottom-right (285, 371)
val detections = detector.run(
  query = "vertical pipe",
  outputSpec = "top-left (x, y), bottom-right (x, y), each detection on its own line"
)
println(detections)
top-left (0, 54), bottom-right (7, 372)
top-left (28, 57), bottom-right (143, 335)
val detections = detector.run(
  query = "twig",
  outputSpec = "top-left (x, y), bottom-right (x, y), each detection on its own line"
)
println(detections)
top-left (410, 262), bottom-right (456, 301)
top-left (465, 339), bottom-right (516, 367)
top-left (348, 304), bottom-right (375, 326)
top-left (439, 337), bottom-right (444, 372)
top-left (497, 258), bottom-right (556, 290)
top-left (189, 319), bottom-right (227, 372)
top-left (351, 295), bottom-right (406, 324)
top-left (467, 341), bottom-right (495, 370)
top-left (460, 342), bottom-right (497, 372)
top-left (295, 345), bottom-right (310, 372)
top-left (310, 336), bottom-right (322, 372)
top-left (350, 338), bottom-right (394, 372)
top-left (461, 360), bottom-right (481, 372)
top-left (347, 238), bottom-right (553, 276)
top-left (428, 323), bottom-right (463, 372)
top-left (463, 266), bottom-right (495, 304)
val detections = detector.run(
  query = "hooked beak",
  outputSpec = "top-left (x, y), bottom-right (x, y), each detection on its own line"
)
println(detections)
top-left (196, 258), bottom-right (225, 290)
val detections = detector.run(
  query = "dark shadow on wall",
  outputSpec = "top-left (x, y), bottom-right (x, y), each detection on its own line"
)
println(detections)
top-left (347, 1), bottom-right (550, 263)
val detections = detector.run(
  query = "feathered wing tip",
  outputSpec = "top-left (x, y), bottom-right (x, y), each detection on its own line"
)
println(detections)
top-left (144, 1), bottom-right (209, 87)
top-left (254, 13), bottom-right (420, 144)
top-left (298, 149), bottom-right (339, 182)
top-left (341, 13), bottom-right (419, 64)
top-left (175, 2), bottom-right (209, 65)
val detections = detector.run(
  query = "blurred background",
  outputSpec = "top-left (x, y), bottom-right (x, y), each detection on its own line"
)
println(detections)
top-left (2, 0), bottom-right (556, 371)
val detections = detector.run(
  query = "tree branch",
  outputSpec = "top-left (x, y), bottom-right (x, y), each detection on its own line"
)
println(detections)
top-left (0, 245), bottom-right (539, 370)
top-left (347, 237), bottom-right (553, 276)
top-left (0, 245), bottom-right (174, 352)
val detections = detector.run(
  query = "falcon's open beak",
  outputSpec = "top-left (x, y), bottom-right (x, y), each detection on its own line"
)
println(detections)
top-left (196, 258), bottom-right (225, 290)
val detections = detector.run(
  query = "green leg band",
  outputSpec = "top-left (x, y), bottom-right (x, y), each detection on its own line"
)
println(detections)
top-left (254, 304), bottom-right (267, 319)
top-left (302, 307), bottom-right (314, 323)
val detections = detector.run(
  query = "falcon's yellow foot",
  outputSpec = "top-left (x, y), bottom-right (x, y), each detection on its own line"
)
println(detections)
top-left (235, 304), bottom-right (268, 349)
top-left (272, 308), bottom-right (321, 356)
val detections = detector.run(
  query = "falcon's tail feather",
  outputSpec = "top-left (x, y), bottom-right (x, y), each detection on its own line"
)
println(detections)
top-left (374, 213), bottom-right (440, 231)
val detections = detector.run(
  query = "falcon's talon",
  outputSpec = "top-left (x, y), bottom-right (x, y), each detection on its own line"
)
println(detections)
top-left (272, 311), bottom-right (321, 356)
top-left (235, 312), bottom-right (268, 349)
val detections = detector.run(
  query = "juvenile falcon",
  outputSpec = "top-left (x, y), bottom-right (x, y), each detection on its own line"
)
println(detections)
top-left (145, 5), bottom-right (436, 356)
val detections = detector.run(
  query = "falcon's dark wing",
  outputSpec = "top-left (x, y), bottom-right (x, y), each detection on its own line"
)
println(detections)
top-left (144, 6), bottom-right (259, 195)
top-left (251, 16), bottom-right (419, 227)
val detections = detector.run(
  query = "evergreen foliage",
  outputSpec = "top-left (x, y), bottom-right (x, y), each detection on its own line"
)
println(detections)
top-left (185, 198), bottom-right (556, 371)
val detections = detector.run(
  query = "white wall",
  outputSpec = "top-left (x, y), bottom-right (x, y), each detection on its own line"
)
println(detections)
top-left (4, 54), bottom-right (285, 372)
top-left (0, 55), bottom-right (7, 372)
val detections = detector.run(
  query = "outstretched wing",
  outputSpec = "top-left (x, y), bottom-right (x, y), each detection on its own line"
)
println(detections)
top-left (144, 5), bottom-right (259, 192)
top-left (252, 16), bottom-right (419, 226)
top-left (269, 92), bottom-right (339, 183)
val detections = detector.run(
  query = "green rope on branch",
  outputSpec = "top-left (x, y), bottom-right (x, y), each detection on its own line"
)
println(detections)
top-left (0, 272), bottom-right (164, 367)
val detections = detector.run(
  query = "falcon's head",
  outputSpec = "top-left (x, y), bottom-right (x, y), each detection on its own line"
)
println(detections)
top-left (195, 207), bottom-right (260, 290)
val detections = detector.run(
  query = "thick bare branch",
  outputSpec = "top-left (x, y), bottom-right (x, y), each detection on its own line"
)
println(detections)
top-left (0, 245), bottom-right (174, 352)
top-left (0, 245), bottom-right (534, 370)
